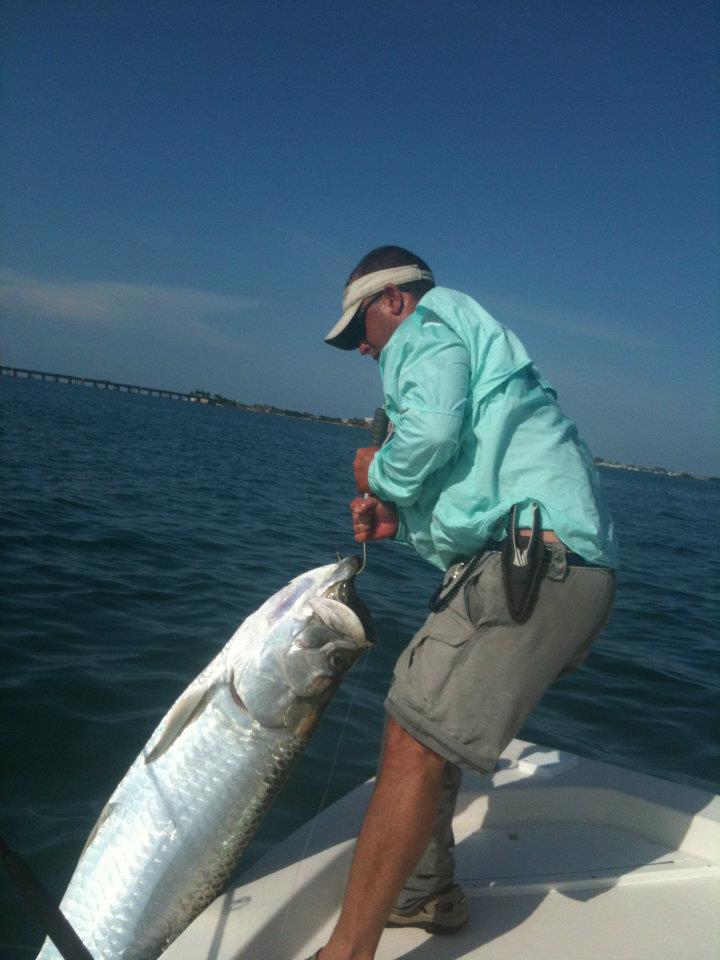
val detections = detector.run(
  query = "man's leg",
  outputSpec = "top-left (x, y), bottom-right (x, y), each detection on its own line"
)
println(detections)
top-left (317, 717), bottom-right (447, 960)
top-left (391, 760), bottom-right (462, 913)
top-left (375, 714), bottom-right (463, 916)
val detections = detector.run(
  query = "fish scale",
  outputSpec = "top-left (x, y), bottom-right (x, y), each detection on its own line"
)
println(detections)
top-left (37, 558), bottom-right (373, 960)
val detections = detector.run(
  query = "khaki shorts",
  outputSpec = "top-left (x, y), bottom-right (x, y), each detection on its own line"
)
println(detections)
top-left (385, 544), bottom-right (615, 775)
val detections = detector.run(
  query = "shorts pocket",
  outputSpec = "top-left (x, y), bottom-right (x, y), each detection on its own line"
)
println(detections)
top-left (422, 605), bottom-right (475, 647)
top-left (407, 618), bottom-right (473, 712)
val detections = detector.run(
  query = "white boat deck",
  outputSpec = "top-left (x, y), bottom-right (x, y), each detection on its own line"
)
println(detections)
top-left (161, 740), bottom-right (720, 960)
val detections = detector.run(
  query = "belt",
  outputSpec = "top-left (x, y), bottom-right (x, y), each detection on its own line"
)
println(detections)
top-left (452, 538), bottom-right (598, 569)
top-left (517, 527), bottom-right (561, 544)
top-left (515, 532), bottom-right (596, 567)
top-left (435, 536), bottom-right (597, 612)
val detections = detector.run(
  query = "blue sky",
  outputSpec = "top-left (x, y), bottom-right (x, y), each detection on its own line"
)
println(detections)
top-left (1, 0), bottom-right (718, 474)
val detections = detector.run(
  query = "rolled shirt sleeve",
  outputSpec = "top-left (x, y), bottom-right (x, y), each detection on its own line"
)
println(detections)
top-left (368, 318), bottom-right (469, 508)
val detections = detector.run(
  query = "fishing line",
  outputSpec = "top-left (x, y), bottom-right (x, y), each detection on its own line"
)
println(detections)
top-left (272, 408), bottom-right (387, 954)
top-left (272, 644), bottom-right (374, 959)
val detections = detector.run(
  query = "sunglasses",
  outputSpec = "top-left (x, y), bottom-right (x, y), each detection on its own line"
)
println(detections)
top-left (355, 291), bottom-right (384, 343)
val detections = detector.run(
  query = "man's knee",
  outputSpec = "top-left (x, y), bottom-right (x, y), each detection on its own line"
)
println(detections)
top-left (380, 716), bottom-right (447, 783)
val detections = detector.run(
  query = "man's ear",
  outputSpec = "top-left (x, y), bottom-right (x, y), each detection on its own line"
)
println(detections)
top-left (384, 284), bottom-right (406, 317)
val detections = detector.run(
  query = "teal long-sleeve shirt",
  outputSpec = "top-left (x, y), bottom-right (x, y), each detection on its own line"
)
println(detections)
top-left (367, 287), bottom-right (618, 571)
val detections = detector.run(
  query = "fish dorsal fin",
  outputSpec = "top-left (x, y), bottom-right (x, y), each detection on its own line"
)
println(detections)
top-left (80, 800), bottom-right (117, 858)
top-left (144, 682), bottom-right (215, 764)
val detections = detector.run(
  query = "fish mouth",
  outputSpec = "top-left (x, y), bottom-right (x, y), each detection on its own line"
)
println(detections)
top-left (323, 557), bottom-right (376, 645)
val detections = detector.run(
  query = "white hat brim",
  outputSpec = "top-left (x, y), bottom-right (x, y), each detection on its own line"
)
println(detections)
top-left (324, 265), bottom-right (434, 346)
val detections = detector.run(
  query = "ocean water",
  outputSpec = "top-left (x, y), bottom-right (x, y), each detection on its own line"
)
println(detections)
top-left (2, 376), bottom-right (719, 957)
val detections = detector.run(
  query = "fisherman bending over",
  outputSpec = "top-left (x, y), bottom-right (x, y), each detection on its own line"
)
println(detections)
top-left (310, 246), bottom-right (617, 960)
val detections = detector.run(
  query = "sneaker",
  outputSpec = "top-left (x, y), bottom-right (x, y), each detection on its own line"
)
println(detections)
top-left (386, 884), bottom-right (468, 934)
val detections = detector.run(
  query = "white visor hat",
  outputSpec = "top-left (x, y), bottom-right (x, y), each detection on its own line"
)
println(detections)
top-left (325, 265), bottom-right (434, 350)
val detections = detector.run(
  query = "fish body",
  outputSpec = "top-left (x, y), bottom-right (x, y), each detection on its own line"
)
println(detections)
top-left (37, 557), bottom-right (373, 960)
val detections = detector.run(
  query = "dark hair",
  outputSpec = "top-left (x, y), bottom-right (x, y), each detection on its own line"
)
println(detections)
top-left (347, 245), bottom-right (435, 300)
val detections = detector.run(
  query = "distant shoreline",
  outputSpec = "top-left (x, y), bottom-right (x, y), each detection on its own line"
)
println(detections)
top-left (3, 366), bottom-right (716, 482)
top-left (593, 458), bottom-right (718, 484)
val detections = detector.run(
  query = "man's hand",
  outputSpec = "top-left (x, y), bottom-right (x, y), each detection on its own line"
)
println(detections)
top-left (353, 447), bottom-right (378, 495)
top-left (350, 496), bottom-right (399, 542)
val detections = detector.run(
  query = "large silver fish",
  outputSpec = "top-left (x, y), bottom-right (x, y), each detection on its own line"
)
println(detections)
top-left (38, 557), bottom-right (374, 960)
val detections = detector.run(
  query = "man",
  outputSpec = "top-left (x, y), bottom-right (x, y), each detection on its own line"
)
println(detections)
top-left (309, 246), bottom-right (617, 960)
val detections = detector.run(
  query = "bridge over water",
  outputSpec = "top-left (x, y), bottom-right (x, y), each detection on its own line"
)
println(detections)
top-left (1, 365), bottom-right (200, 402)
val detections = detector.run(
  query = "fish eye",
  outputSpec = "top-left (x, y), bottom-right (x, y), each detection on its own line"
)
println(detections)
top-left (329, 651), bottom-right (347, 670)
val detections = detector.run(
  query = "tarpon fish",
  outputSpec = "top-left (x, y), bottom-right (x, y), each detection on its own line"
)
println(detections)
top-left (37, 557), bottom-right (374, 960)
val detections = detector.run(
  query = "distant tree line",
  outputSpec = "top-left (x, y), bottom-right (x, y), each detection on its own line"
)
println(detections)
top-left (594, 457), bottom-right (717, 483)
top-left (189, 390), bottom-right (368, 428)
